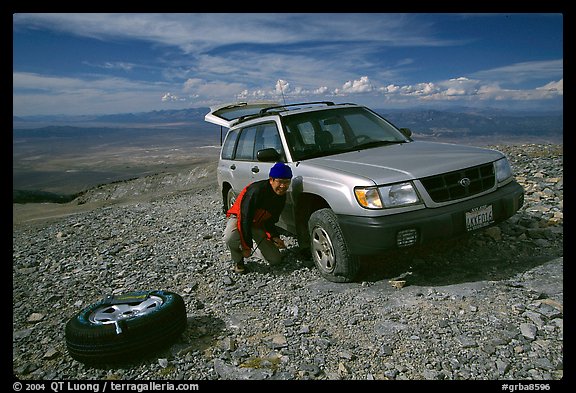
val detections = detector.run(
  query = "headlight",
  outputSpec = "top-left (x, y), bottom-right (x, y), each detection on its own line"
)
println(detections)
top-left (494, 157), bottom-right (513, 183)
top-left (380, 182), bottom-right (420, 207)
top-left (355, 182), bottom-right (421, 209)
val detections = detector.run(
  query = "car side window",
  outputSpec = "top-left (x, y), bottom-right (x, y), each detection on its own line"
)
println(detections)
top-left (221, 129), bottom-right (239, 160)
top-left (235, 126), bottom-right (258, 160)
top-left (255, 122), bottom-right (283, 156)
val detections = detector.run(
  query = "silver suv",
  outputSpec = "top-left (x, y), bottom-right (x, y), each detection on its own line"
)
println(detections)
top-left (205, 102), bottom-right (524, 282)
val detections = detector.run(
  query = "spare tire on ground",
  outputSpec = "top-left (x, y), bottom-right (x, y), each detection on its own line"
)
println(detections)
top-left (65, 290), bottom-right (187, 364)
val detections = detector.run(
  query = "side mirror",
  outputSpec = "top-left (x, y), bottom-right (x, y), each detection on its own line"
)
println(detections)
top-left (257, 148), bottom-right (281, 162)
top-left (399, 128), bottom-right (412, 139)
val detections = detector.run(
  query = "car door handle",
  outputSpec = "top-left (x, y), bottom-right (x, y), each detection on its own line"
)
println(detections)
top-left (251, 166), bottom-right (260, 173)
top-left (230, 164), bottom-right (236, 170)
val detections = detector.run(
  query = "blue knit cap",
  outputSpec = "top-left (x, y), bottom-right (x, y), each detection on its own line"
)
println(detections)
top-left (269, 162), bottom-right (293, 179)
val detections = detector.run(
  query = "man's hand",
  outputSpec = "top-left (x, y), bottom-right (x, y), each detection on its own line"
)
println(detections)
top-left (271, 237), bottom-right (286, 249)
top-left (242, 248), bottom-right (252, 257)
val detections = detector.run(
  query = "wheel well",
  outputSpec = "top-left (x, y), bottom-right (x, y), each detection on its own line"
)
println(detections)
top-left (221, 182), bottom-right (232, 214)
top-left (295, 193), bottom-right (330, 245)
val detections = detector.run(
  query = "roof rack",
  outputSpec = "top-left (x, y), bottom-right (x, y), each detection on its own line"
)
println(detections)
top-left (259, 101), bottom-right (335, 116)
top-left (234, 101), bottom-right (356, 125)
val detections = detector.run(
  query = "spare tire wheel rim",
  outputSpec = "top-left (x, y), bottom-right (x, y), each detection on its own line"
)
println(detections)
top-left (88, 295), bottom-right (164, 325)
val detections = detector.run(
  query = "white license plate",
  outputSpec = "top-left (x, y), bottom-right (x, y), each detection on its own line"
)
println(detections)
top-left (466, 204), bottom-right (494, 231)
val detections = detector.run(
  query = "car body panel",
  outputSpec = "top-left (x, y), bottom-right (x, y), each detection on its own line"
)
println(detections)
top-left (297, 141), bottom-right (504, 186)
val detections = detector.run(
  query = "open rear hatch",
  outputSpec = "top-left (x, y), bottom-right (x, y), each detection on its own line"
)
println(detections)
top-left (204, 101), bottom-right (280, 128)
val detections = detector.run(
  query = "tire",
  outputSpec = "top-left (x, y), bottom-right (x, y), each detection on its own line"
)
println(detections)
top-left (65, 290), bottom-right (187, 364)
top-left (226, 188), bottom-right (237, 211)
top-left (308, 208), bottom-right (359, 283)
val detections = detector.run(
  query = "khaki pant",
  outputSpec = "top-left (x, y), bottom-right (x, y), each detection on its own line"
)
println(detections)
top-left (224, 215), bottom-right (282, 265)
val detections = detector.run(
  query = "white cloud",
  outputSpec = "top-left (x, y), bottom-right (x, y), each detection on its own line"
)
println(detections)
top-left (470, 59), bottom-right (563, 85)
top-left (336, 76), bottom-right (373, 94)
top-left (13, 71), bottom-right (180, 115)
top-left (412, 77), bottom-right (564, 104)
top-left (536, 79), bottom-right (563, 93)
top-left (275, 80), bottom-right (290, 94)
top-left (102, 62), bottom-right (134, 71)
top-left (161, 93), bottom-right (184, 102)
top-left (13, 13), bottom-right (458, 55)
top-left (14, 72), bottom-right (86, 91)
top-left (400, 82), bottom-right (437, 96)
top-left (381, 84), bottom-right (400, 93)
top-left (182, 78), bottom-right (204, 92)
top-left (475, 79), bottom-right (563, 101)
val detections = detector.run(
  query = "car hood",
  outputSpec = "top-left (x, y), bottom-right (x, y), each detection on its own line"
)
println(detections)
top-left (304, 141), bottom-right (503, 184)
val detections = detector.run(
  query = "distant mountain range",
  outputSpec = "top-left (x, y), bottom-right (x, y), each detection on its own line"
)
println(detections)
top-left (13, 106), bottom-right (207, 122)
top-left (13, 106), bottom-right (563, 138)
top-left (380, 108), bottom-right (563, 138)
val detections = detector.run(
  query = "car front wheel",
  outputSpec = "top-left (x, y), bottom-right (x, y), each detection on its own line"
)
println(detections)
top-left (308, 208), bottom-right (359, 283)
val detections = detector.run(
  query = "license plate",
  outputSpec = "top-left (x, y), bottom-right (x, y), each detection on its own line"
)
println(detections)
top-left (466, 204), bottom-right (494, 231)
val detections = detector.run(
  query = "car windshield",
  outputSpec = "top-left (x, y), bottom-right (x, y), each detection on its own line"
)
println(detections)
top-left (281, 107), bottom-right (409, 161)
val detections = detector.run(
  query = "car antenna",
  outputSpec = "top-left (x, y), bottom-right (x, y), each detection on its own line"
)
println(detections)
top-left (278, 79), bottom-right (287, 105)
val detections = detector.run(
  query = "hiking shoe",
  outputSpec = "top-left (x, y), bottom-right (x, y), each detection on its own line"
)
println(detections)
top-left (233, 261), bottom-right (246, 274)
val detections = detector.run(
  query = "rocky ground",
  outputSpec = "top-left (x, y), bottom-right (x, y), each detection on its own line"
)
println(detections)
top-left (12, 143), bottom-right (563, 382)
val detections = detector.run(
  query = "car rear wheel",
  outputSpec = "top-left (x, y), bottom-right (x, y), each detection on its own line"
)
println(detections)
top-left (308, 208), bottom-right (359, 283)
top-left (65, 290), bottom-right (187, 364)
top-left (226, 188), bottom-right (237, 211)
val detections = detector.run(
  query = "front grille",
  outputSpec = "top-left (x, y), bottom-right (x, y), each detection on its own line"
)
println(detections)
top-left (420, 163), bottom-right (495, 203)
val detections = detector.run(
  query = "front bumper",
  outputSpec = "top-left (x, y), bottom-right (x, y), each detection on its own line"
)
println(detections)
top-left (337, 180), bottom-right (524, 255)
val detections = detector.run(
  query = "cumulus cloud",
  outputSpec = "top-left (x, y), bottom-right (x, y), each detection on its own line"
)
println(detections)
top-left (377, 84), bottom-right (400, 94)
top-left (275, 79), bottom-right (290, 94)
top-left (401, 82), bottom-right (437, 96)
top-left (336, 76), bottom-right (373, 94)
top-left (236, 89), bottom-right (269, 100)
top-left (214, 73), bottom-right (563, 111)
top-left (161, 92), bottom-right (182, 102)
top-left (433, 77), bottom-right (479, 97)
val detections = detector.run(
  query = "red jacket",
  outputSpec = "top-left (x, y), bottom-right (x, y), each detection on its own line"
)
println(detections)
top-left (227, 179), bottom-right (287, 251)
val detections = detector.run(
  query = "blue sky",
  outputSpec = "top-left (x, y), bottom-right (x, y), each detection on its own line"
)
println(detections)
top-left (13, 13), bottom-right (563, 116)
